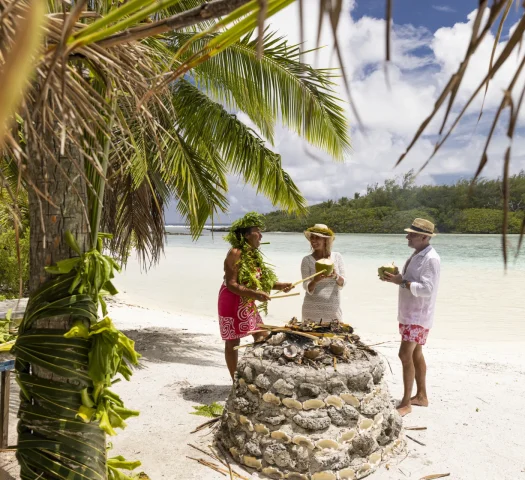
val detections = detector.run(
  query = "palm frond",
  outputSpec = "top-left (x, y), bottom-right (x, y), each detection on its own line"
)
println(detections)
top-left (172, 79), bottom-right (307, 215)
top-left (169, 30), bottom-right (351, 158)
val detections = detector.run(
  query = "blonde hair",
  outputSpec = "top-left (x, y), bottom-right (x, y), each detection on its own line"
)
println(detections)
top-left (310, 236), bottom-right (333, 258)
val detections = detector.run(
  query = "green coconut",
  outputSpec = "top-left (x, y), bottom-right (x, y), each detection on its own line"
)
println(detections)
top-left (377, 262), bottom-right (399, 280)
top-left (315, 258), bottom-right (334, 275)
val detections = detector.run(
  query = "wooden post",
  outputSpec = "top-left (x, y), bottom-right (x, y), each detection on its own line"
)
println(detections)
top-left (0, 370), bottom-right (10, 448)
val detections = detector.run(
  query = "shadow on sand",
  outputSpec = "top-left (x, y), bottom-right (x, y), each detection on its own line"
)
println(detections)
top-left (180, 384), bottom-right (232, 404)
top-left (122, 328), bottom-right (224, 367)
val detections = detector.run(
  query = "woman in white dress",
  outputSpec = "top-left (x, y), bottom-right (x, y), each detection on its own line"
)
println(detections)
top-left (301, 224), bottom-right (346, 323)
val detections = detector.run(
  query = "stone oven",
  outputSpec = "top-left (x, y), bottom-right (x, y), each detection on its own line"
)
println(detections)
top-left (217, 321), bottom-right (405, 479)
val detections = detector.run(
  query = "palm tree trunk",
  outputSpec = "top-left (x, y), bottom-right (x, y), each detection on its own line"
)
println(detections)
top-left (15, 134), bottom-right (106, 479)
top-left (26, 137), bottom-right (90, 292)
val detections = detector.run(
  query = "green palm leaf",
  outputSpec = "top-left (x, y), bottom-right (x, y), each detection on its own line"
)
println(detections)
top-left (170, 30), bottom-right (351, 157)
top-left (172, 79), bottom-right (307, 215)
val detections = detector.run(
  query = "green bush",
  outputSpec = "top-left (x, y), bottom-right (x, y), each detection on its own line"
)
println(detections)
top-left (0, 229), bottom-right (29, 298)
top-left (452, 209), bottom-right (523, 234)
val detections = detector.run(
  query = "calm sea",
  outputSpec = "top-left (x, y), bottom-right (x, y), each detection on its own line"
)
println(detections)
top-left (119, 229), bottom-right (525, 342)
top-left (164, 227), bottom-right (525, 268)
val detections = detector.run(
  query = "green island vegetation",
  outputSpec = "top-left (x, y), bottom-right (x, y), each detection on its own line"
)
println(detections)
top-left (263, 170), bottom-right (525, 234)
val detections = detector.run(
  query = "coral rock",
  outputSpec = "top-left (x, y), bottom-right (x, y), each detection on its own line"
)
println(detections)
top-left (273, 379), bottom-right (295, 396)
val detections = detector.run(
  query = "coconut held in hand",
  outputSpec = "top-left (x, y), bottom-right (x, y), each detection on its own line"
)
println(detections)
top-left (315, 258), bottom-right (334, 275)
top-left (378, 262), bottom-right (399, 280)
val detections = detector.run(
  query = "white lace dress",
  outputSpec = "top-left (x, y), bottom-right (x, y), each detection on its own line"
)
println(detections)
top-left (301, 252), bottom-right (346, 323)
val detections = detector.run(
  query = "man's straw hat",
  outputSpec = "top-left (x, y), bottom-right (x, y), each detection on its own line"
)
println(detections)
top-left (404, 218), bottom-right (436, 237)
top-left (304, 224), bottom-right (335, 240)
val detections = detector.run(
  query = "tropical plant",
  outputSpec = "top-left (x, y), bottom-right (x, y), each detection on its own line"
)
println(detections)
top-left (0, 1), bottom-right (350, 479)
top-left (190, 402), bottom-right (225, 418)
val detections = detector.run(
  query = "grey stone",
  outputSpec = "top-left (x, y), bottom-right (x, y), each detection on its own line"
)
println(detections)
top-left (273, 378), bottom-right (295, 396)
top-left (233, 394), bottom-right (259, 414)
top-left (378, 412), bottom-right (402, 446)
top-left (263, 443), bottom-right (293, 468)
top-left (255, 374), bottom-right (271, 390)
top-left (243, 366), bottom-right (254, 382)
top-left (371, 364), bottom-right (385, 384)
top-left (327, 405), bottom-right (359, 426)
top-left (292, 414), bottom-right (331, 431)
top-left (327, 378), bottom-right (346, 394)
top-left (361, 391), bottom-right (390, 416)
top-left (352, 433), bottom-right (378, 457)
top-left (292, 445), bottom-right (310, 472)
top-left (347, 372), bottom-right (373, 391)
top-left (264, 346), bottom-right (283, 359)
top-left (311, 450), bottom-right (350, 471)
top-left (298, 383), bottom-right (320, 397)
top-left (245, 440), bottom-right (261, 457)
top-left (257, 412), bottom-right (286, 426)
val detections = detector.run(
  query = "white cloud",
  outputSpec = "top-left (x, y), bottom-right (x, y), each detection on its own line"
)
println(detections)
top-left (165, 1), bottom-right (525, 223)
top-left (432, 5), bottom-right (456, 13)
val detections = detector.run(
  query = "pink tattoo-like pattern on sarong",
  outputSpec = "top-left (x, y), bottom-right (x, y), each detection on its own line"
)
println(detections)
top-left (218, 284), bottom-right (262, 340)
top-left (399, 323), bottom-right (429, 346)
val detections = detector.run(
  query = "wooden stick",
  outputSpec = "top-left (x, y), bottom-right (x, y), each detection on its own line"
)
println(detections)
top-left (212, 445), bottom-right (234, 480)
top-left (406, 434), bottom-right (426, 446)
top-left (290, 271), bottom-right (323, 288)
top-left (269, 292), bottom-right (300, 299)
top-left (189, 444), bottom-right (219, 464)
top-left (419, 475), bottom-right (450, 480)
top-left (405, 426), bottom-right (427, 431)
top-left (190, 417), bottom-right (220, 433)
top-left (215, 443), bottom-right (251, 480)
top-left (264, 328), bottom-right (319, 341)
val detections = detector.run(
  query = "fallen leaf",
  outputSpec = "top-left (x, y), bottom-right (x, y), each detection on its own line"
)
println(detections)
top-left (420, 474), bottom-right (451, 480)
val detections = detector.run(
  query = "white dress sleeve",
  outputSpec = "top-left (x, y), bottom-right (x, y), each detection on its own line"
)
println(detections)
top-left (335, 252), bottom-right (346, 288)
top-left (301, 255), bottom-right (315, 295)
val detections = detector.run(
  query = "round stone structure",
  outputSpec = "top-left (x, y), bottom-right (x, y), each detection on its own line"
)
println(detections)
top-left (217, 332), bottom-right (405, 480)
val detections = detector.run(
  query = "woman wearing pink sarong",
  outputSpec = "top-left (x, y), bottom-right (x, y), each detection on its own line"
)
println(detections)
top-left (219, 212), bottom-right (293, 379)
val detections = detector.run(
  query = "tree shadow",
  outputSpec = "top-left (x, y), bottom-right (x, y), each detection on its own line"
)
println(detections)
top-left (122, 328), bottom-right (224, 367)
top-left (180, 384), bottom-right (232, 404)
top-left (0, 452), bottom-right (18, 480)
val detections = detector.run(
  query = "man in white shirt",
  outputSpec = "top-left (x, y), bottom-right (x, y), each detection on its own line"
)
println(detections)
top-left (382, 218), bottom-right (441, 417)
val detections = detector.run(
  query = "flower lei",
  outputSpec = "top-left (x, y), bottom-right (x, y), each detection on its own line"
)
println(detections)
top-left (225, 212), bottom-right (277, 315)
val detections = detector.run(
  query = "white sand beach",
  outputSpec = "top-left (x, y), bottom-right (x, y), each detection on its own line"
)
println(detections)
top-left (1, 237), bottom-right (525, 480)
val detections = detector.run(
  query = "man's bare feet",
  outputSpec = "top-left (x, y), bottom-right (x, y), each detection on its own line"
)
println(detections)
top-left (410, 395), bottom-right (429, 407)
top-left (397, 404), bottom-right (412, 417)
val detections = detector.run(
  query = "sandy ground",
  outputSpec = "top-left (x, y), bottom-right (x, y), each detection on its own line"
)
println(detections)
top-left (1, 299), bottom-right (524, 480)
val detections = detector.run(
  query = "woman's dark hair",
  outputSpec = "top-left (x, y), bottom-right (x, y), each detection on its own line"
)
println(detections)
top-left (234, 226), bottom-right (253, 241)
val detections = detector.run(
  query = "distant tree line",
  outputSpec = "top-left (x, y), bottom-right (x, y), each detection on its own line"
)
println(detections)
top-left (263, 170), bottom-right (525, 234)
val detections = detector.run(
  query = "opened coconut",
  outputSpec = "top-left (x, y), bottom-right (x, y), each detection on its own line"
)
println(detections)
top-left (377, 262), bottom-right (399, 280)
top-left (315, 258), bottom-right (334, 275)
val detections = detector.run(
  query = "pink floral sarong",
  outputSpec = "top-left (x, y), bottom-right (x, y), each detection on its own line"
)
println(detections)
top-left (218, 284), bottom-right (262, 340)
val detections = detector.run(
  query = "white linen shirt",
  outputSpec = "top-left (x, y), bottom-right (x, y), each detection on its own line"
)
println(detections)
top-left (398, 245), bottom-right (440, 329)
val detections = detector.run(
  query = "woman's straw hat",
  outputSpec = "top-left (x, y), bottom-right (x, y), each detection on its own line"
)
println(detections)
top-left (304, 224), bottom-right (335, 240)
top-left (404, 218), bottom-right (436, 237)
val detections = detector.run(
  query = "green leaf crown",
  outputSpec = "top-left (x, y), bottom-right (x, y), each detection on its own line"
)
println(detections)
top-left (305, 226), bottom-right (334, 237)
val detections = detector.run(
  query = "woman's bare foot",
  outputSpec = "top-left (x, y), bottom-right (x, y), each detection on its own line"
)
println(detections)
top-left (410, 395), bottom-right (429, 407)
top-left (397, 404), bottom-right (412, 417)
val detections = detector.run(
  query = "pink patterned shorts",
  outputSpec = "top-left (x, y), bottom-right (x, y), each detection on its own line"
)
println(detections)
top-left (399, 323), bottom-right (429, 345)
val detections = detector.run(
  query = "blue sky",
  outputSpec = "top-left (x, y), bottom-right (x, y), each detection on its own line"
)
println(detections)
top-left (355, 1), bottom-right (520, 31)
top-left (165, 0), bottom-right (525, 224)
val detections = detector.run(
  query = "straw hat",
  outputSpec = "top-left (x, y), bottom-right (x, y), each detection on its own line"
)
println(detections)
top-left (304, 224), bottom-right (335, 240)
top-left (404, 218), bottom-right (436, 237)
